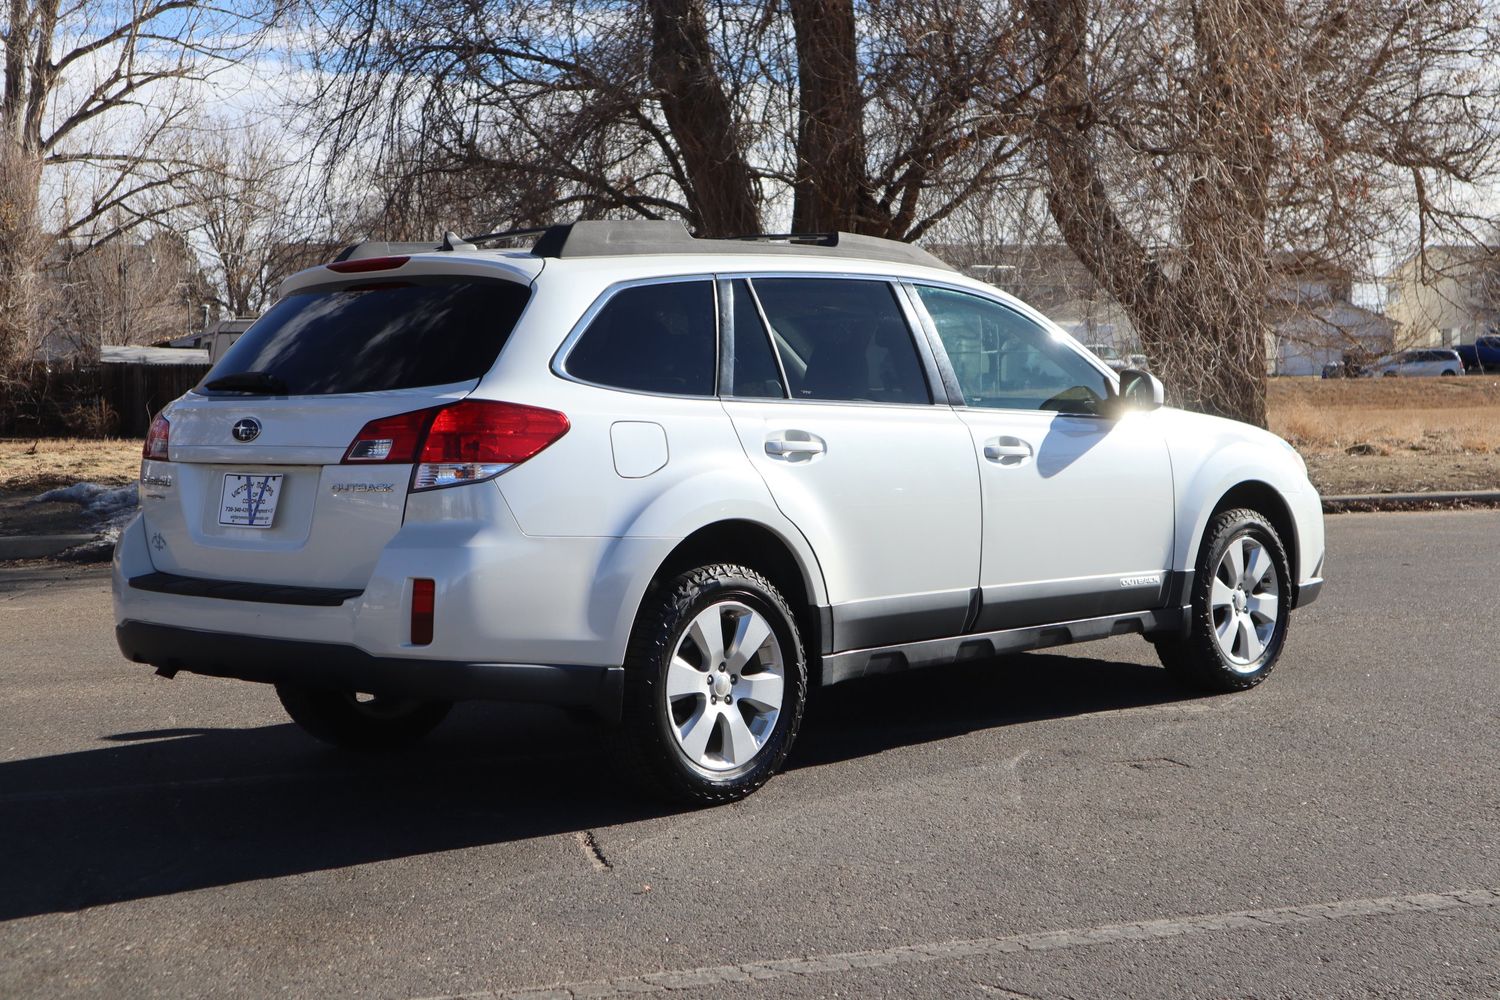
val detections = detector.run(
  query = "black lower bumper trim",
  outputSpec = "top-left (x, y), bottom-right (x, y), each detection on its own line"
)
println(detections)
top-left (116, 620), bottom-right (623, 721)
top-left (129, 572), bottom-right (362, 607)
top-left (1293, 578), bottom-right (1323, 609)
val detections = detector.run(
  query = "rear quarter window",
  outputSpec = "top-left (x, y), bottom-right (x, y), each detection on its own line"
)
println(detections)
top-left (564, 280), bottom-right (717, 396)
top-left (200, 275), bottom-right (531, 396)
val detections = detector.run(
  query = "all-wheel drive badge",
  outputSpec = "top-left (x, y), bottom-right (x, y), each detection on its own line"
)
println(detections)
top-left (231, 418), bottom-right (261, 442)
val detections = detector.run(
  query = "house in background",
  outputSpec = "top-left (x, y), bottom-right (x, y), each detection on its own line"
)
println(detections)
top-left (1384, 245), bottom-right (1499, 348)
top-left (1266, 254), bottom-right (1394, 376)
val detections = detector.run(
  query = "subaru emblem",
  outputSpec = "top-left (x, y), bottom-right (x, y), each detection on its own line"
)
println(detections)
top-left (231, 418), bottom-right (261, 442)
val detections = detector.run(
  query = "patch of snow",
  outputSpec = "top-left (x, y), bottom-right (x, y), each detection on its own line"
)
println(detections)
top-left (32, 481), bottom-right (140, 556)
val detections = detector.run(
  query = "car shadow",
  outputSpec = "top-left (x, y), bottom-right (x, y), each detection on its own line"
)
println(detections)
top-left (793, 650), bottom-right (1190, 767)
top-left (0, 651), bottom-right (1196, 920)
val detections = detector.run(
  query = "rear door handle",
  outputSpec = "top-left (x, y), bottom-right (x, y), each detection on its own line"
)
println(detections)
top-left (765, 431), bottom-right (826, 460)
top-left (983, 436), bottom-right (1033, 465)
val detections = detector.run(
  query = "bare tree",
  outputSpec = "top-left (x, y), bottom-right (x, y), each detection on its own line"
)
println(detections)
top-left (175, 125), bottom-right (343, 320)
top-left (302, 0), bottom-right (1043, 240)
top-left (0, 0), bottom-right (283, 365)
top-left (1024, 0), bottom-right (1498, 424)
top-left (50, 223), bottom-right (202, 355)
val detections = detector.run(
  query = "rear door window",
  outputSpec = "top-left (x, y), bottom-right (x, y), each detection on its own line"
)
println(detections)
top-left (200, 276), bottom-right (532, 396)
top-left (566, 280), bottom-right (717, 396)
top-left (726, 279), bottom-right (786, 398)
top-left (750, 278), bottom-right (930, 404)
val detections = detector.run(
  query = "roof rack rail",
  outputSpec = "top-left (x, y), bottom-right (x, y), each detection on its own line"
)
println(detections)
top-left (333, 220), bottom-right (955, 271)
top-left (534, 220), bottom-right (955, 270)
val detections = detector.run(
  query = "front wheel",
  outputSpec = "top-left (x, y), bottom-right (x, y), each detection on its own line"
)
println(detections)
top-left (618, 564), bottom-right (807, 804)
top-left (1156, 508), bottom-right (1291, 692)
top-left (275, 684), bottom-right (451, 750)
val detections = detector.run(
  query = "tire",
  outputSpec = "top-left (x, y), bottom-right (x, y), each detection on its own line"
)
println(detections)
top-left (1155, 508), bottom-right (1291, 692)
top-left (1442, 369), bottom-right (1458, 376)
top-left (618, 563), bottom-right (807, 804)
top-left (275, 684), bottom-right (451, 750)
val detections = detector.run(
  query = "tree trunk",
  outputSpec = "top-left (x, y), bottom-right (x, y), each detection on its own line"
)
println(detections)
top-left (1027, 0), bottom-right (1281, 427)
top-left (0, 140), bottom-right (44, 367)
top-left (787, 0), bottom-right (887, 234)
top-left (647, 0), bottom-right (761, 237)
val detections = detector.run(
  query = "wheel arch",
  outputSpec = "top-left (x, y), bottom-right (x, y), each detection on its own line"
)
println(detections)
top-left (1200, 480), bottom-right (1300, 592)
top-left (646, 519), bottom-right (830, 666)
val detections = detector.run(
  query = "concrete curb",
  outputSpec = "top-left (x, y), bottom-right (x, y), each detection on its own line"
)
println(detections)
top-left (0, 534), bottom-right (100, 561)
top-left (1322, 490), bottom-right (1500, 512)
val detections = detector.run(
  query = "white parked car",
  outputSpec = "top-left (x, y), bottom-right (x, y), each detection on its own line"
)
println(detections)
top-left (1373, 349), bottom-right (1463, 377)
top-left (114, 222), bottom-right (1326, 803)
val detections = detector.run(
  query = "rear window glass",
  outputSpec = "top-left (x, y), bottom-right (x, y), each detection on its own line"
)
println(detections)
top-left (565, 280), bottom-right (717, 395)
top-left (199, 276), bottom-right (531, 396)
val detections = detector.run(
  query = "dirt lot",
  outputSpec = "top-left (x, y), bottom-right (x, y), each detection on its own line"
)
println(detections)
top-left (1267, 376), bottom-right (1500, 494)
top-left (2, 376), bottom-right (1499, 507)
top-left (0, 438), bottom-right (141, 493)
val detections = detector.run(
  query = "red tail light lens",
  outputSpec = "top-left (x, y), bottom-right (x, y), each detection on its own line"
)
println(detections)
top-left (419, 400), bottom-right (571, 464)
top-left (144, 413), bottom-right (170, 461)
top-left (414, 400), bottom-right (570, 491)
top-left (340, 400), bottom-right (569, 490)
top-left (342, 408), bottom-right (435, 463)
top-left (326, 255), bottom-right (410, 274)
top-left (411, 578), bottom-right (434, 646)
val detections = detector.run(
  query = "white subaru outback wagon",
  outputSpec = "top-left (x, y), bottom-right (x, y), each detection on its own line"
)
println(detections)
top-left (114, 221), bottom-right (1325, 803)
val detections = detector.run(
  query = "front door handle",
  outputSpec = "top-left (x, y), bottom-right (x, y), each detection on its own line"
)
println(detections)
top-left (983, 436), bottom-right (1033, 466)
top-left (765, 430), bottom-right (827, 461)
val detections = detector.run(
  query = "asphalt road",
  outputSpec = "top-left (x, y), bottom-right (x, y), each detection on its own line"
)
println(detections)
top-left (2, 510), bottom-right (1498, 999)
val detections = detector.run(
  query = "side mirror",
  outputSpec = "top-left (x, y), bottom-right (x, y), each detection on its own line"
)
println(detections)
top-left (1117, 368), bottom-right (1165, 411)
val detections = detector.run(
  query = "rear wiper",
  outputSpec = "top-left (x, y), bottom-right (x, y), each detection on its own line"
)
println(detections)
top-left (202, 372), bottom-right (289, 394)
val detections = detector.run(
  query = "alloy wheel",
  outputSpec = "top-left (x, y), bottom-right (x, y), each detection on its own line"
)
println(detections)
top-left (1210, 534), bottom-right (1281, 670)
top-left (665, 600), bottom-right (785, 771)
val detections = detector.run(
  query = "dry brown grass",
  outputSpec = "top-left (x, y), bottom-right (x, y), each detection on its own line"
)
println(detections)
top-left (2, 378), bottom-right (1498, 499)
top-left (1267, 377), bottom-right (1500, 456)
top-left (0, 437), bottom-right (142, 492)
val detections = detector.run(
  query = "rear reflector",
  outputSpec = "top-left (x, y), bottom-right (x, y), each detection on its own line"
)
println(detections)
top-left (144, 413), bottom-right (170, 461)
top-left (411, 578), bottom-right (434, 646)
top-left (326, 255), bottom-right (410, 274)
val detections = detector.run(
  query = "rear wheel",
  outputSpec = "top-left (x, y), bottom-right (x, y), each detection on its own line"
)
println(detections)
top-left (275, 684), bottom-right (451, 750)
top-left (1156, 508), bottom-right (1291, 692)
top-left (1442, 369), bottom-right (1458, 376)
top-left (618, 563), bottom-right (807, 804)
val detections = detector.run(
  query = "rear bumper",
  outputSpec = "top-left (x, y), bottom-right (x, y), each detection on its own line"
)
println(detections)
top-left (116, 619), bottom-right (623, 720)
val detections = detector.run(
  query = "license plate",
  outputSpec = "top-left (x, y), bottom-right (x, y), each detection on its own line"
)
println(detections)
top-left (219, 473), bottom-right (283, 528)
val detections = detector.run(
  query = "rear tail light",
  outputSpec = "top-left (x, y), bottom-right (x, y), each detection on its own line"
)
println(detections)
top-left (341, 399), bottom-right (569, 491)
top-left (414, 400), bottom-right (570, 490)
top-left (410, 578), bottom-right (434, 645)
top-left (342, 409), bottom-right (434, 463)
top-left (144, 413), bottom-right (170, 461)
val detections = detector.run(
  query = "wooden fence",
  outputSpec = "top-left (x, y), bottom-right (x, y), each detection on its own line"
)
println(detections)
top-left (98, 363), bottom-right (211, 436)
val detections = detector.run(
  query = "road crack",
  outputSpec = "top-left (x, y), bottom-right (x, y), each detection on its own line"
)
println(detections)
top-left (575, 829), bottom-right (612, 871)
